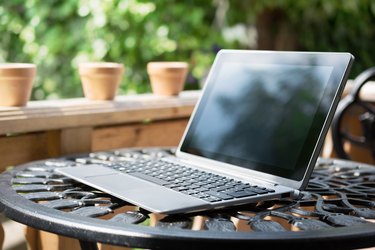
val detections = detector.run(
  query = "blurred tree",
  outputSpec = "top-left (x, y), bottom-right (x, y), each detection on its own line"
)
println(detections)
top-left (227, 0), bottom-right (375, 79)
top-left (0, 0), bottom-right (231, 99)
top-left (0, 0), bottom-right (374, 100)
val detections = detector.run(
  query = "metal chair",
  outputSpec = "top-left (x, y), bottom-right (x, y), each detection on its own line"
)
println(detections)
top-left (331, 67), bottom-right (375, 163)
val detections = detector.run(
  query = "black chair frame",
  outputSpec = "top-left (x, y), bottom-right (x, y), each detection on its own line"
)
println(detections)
top-left (331, 67), bottom-right (375, 160)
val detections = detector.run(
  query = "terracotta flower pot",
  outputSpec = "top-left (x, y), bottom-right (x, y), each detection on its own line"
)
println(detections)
top-left (0, 63), bottom-right (36, 106)
top-left (147, 62), bottom-right (188, 96)
top-left (79, 62), bottom-right (124, 100)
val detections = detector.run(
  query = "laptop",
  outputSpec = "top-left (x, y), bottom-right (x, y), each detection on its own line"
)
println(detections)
top-left (57, 50), bottom-right (354, 214)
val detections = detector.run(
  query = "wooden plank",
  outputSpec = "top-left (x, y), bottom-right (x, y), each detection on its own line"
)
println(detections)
top-left (24, 226), bottom-right (38, 250)
top-left (0, 224), bottom-right (3, 250)
top-left (92, 119), bottom-right (189, 152)
top-left (38, 230), bottom-right (81, 250)
top-left (59, 127), bottom-right (93, 155)
top-left (0, 118), bottom-right (189, 171)
top-left (0, 91), bottom-right (199, 135)
top-left (0, 133), bottom-right (48, 170)
top-left (46, 130), bottom-right (62, 158)
top-left (0, 105), bottom-right (194, 135)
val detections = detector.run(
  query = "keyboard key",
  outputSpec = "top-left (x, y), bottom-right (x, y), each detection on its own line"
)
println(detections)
top-left (193, 187), bottom-right (209, 192)
top-left (245, 187), bottom-right (269, 194)
top-left (202, 196), bottom-right (221, 202)
top-left (128, 172), bottom-right (168, 185)
top-left (172, 186), bottom-right (189, 192)
top-left (205, 191), bottom-right (234, 200)
top-left (265, 188), bottom-right (275, 193)
top-left (213, 186), bottom-right (230, 192)
top-left (163, 183), bottom-right (179, 188)
top-left (182, 189), bottom-right (199, 195)
top-left (226, 190), bottom-right (257, 198)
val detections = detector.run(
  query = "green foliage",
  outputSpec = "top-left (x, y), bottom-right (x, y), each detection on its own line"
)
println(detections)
top-left (229, 0), bottom-right (375, 79)
top-left (0, 0), bottom-right (374, 100)
top-left (0, 0), bottom-right (229, 99)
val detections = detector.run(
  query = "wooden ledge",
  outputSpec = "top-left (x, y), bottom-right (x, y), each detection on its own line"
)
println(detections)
top-left (0, 91), bottom-right (201, 135)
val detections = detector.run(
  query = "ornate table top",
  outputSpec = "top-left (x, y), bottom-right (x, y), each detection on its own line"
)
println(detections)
top-left (1, 147), bottom-right (375, 250)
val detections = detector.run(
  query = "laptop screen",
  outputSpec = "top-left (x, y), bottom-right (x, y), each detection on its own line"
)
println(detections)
top-left (180, 50), bottom-right (353, 181)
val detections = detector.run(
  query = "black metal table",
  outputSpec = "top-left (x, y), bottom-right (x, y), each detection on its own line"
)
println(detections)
top-left (1, 147), bottom-right (375, 250)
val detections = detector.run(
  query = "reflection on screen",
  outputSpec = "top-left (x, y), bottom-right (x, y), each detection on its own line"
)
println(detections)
top-left (182, 62), bottom-right (333, 177)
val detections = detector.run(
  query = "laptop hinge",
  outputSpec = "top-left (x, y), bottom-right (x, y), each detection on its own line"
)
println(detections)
top-left (292, 189), bottom-right (301, 199)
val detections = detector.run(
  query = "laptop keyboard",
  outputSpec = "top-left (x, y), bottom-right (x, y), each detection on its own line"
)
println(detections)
top-left (104, 159), bottom-right (275, 203)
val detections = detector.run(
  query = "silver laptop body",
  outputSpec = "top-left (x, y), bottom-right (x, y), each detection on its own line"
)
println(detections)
top-left (57, 50), bottom-right (354, 214)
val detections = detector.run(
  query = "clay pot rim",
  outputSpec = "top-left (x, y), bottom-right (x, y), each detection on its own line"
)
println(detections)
top-left (147, 61), bottom-right (188, 68)
top-left (147, 61), bottom-right (189, 69)
top-left (79, 62), bottom-right (124, 75)
top-left (147, 62), bottom-right (188, 75)
top-left (0, 63), bottom-right (36, 77)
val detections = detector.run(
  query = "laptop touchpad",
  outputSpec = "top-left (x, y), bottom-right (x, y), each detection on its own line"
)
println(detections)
top-left (86, 173), bottom-right (147, 192)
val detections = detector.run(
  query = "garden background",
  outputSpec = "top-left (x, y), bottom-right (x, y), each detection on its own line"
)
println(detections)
top-left (1, 0), bottom-right (374, 100)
